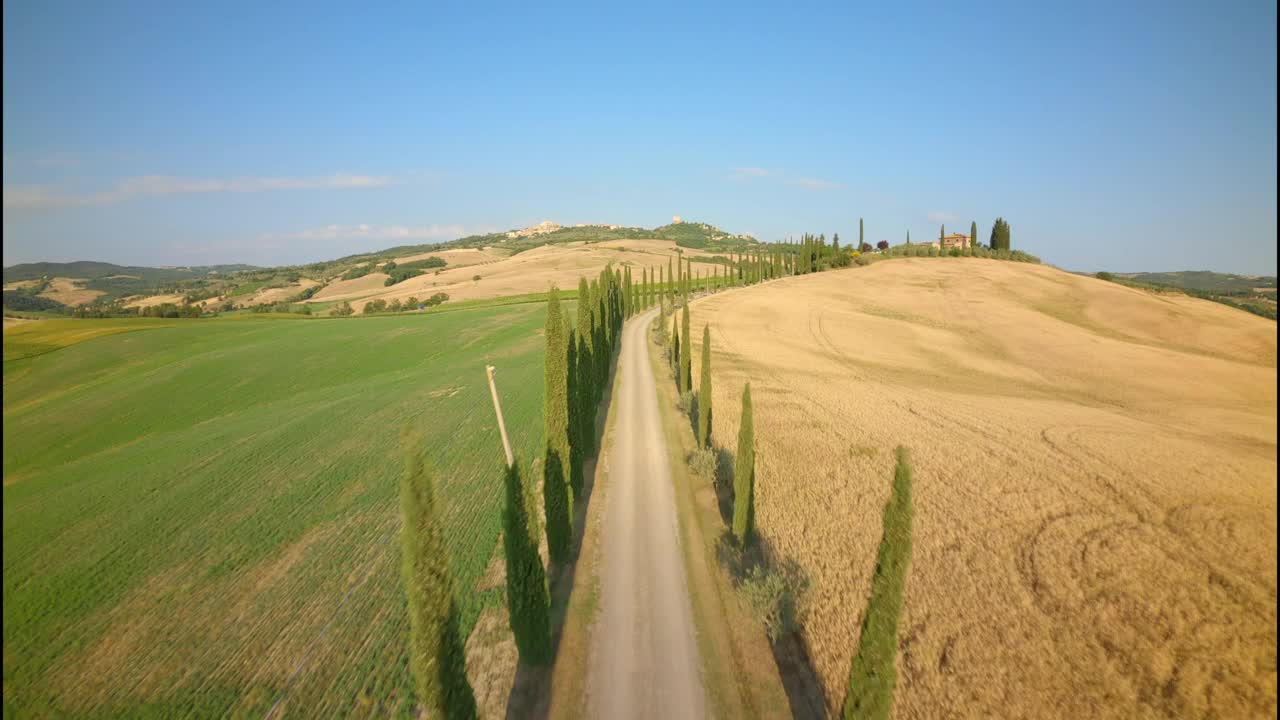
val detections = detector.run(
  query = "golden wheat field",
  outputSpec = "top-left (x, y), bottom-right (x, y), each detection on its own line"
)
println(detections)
top-left (687, 258), bottom-right (1277, 718)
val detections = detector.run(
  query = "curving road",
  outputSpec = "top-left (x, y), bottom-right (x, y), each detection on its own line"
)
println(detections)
top-left (586, 306), bottom-right (706, 719)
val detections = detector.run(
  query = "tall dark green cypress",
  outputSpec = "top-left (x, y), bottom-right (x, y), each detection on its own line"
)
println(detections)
top-left (575, 277), bottom-right (594, 457)
top-left (623, 267), bottom-right (631, 318)
top-left (590, 279), bottom-right (605, 389)
top-left (698, 324), bottom-right (712, 448)
top-left (970, 220), bottom-right (978, 250)
top-left (732, 383), bottom-right (755, 543)
top-left (503, 456), bottom-right (550, 665)
top-left (668, 257), bottom-right (674, 304)
top-left (671, 313), bottom-right (680, 373)
top-left (400, 440), bottom-right (478, 720)
top-left (860, 217), bottom-right (865, 251)
top-left (680, 302), bottom-right (692, 393)
top-left (990, 217), bottom-right (1011, 251)
top-left (542, 289), bottom-right (573, 563)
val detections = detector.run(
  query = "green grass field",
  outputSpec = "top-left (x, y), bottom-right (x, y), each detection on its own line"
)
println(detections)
top-left (3, 306), bottom-right (549, 718)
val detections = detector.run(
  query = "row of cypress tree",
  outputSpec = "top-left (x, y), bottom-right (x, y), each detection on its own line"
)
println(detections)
top-left (397, 253), bottom-right (781, 718)
top-left (503, 265), bottom-right (631, 668)
top-left (397, 267), bottom-right (634, 718)
top-left (660, 279), bottom-right (757, 547)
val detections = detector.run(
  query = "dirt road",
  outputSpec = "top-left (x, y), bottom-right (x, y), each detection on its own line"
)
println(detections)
top-left (587, 306), bottom-right (706, 719)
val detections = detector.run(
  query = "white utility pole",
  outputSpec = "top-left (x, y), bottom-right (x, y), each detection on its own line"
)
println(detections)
top-left (485, 365), bottom-right (514, 469)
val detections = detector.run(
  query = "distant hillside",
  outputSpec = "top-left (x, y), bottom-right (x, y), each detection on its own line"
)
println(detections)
top-left (2, 261), bottom-right (265, 310)
top-left (1097, 270), bottom-right (1276, 320)
top-left (438, 219), bottom-right (759, 255)
top-left (1119, 271), bottom-right (1276, 293)
top-left (0, 219), bottom-right (754, 314)
top-left (3, 261), bottom-right (257, 284)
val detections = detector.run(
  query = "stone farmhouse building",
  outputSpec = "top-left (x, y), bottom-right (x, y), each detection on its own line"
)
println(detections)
top-left (926, 233), bottom-right (973, 250)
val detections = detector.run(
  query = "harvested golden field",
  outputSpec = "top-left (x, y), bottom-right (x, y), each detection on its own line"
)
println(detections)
top-left (241, 278), bottom-right (321, 306)
top-left (123, 293), bottom-right (186, 309)
top-left (309, 272), bottom-right (392, 301)
top-left (392, 246), bottom-right (510, 267)
top-left (687, 258), bottom-right (1277, 718)
top-left (333, 239), bottom-right (723, 312)
top-left (3, 279), bottom-right (42, 291)
top-left (37, 277), bottom-right (104, 306)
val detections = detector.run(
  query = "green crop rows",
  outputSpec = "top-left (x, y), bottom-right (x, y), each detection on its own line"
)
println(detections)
top-left (3, 305), bottom-right (549, 718)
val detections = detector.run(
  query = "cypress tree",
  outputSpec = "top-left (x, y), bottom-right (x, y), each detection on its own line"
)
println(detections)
top-left (614, 268), bottom-right (622, 331)
top-left (623, 267), bottom-right (631, 318)
top-left (906, 230), bottom-right (911, 245)
top-left (680, 302), bottom-right (692, 393)
top-left (860, 217), bottom-right (864, 250)
top-left (566, 330), bottom-right (583, 502)
top-left (970, 220), bottom-right (978, 250)
top-left (399, 440), bottom-right (478, 720)
top-left (668, 257), bottom-right (674, 303)
top-left (503, 456), bottom-right (551, 664)
top-left (589, 279), bottom-right (604, 396)
top-left (990, 217), bottom-right (1011, 251)
top-left (940, 224), bottom-right (945, 241)
top-left (575, 277), bottom-right (594, 457)
top-left (600, 269), bottom-right (613, 351)
top-left (543, 289), bottom-right (573, 563)
top-left (671, 313), bottom-right (680, 373)
top-left (732, 383), bottom-right (755, 543)
top-left (698, 324), bottom-right (712, 448)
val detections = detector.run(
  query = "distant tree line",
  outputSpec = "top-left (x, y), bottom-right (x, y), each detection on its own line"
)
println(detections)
top-left (359, 293), bottom-right (449, 315)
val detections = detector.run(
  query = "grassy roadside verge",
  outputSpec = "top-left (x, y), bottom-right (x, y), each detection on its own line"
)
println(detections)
top-left (644, 307), bottom-right (792, 719)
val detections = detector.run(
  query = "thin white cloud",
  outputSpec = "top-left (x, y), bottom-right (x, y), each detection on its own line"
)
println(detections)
top-left (927, 211), bottom-right (960, 225)
top-left (785, 176), bottom-right (843, 191)
top-left (731, 166), bottom-right (770, 180)
top-left (2, 173), bottom-right (391, 209)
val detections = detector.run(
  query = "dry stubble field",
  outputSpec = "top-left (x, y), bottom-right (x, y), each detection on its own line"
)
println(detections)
top-left (687, 258), bottom-right (1277, 718)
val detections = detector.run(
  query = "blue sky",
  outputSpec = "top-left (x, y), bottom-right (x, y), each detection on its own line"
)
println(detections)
top-left (3, 0), bottom-right (1276, 273)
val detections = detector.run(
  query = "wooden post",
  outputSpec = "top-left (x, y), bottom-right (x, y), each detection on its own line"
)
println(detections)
top-left (486, 365), bottom-right (514, 469)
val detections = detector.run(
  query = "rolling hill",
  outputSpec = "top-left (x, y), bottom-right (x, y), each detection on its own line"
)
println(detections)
top-left (686, 258), bottom-right (1277, 717)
